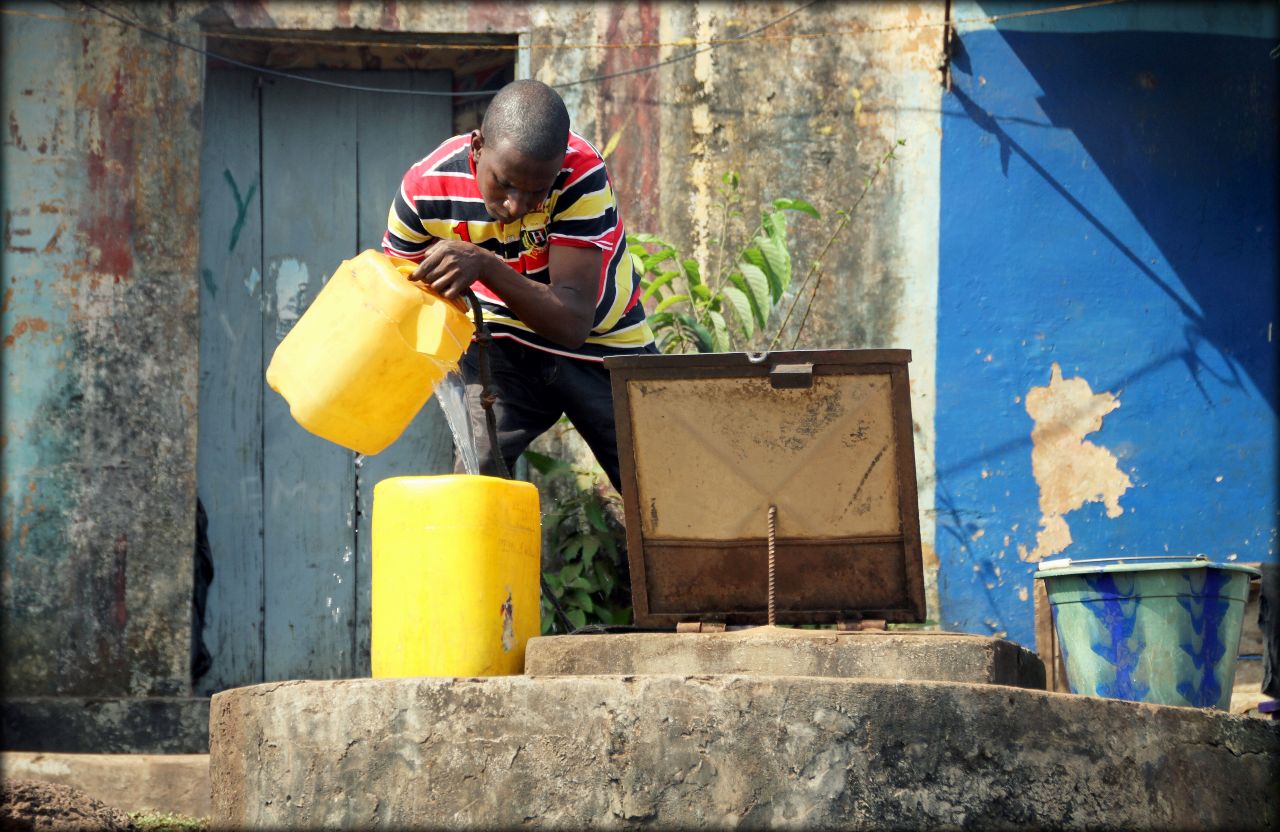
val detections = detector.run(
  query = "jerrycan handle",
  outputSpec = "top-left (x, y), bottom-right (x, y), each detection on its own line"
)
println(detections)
top-left (394, 259), bottom-right (472, 315)
top-left (390, 259), bottom-right (474, 358)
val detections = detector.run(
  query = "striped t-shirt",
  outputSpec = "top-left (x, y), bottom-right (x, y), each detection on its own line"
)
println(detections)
top-left (383, 131), bottom-right (654, 361)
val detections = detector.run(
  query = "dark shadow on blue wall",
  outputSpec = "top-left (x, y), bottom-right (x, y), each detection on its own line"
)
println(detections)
top-left (958, 28), bottom-right (1278, 411)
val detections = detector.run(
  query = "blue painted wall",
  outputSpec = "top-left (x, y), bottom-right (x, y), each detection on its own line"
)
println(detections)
top-left (936, 3), bottom-right (1278, 646)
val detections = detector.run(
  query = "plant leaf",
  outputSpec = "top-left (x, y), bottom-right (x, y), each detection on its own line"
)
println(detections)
top-left (707, 310), bottom-right (730, 352)
top-left (523, 450), bottom-right (571, 477)
top-left (594, 560), bottom-right (616, 596)
top-left (581, 537), bottom-right (602, 566)
top-left (601, 127), bottom-right (624, 159)
top-left (763, 208), bottom-right (788, 243)
top-left (681, 258), bottom-right (702, 287)
top-left (641, 271), bottom-right (680, 302)
top-left (543, 572), bottom-right (565, 598)
top-left (567, 608), bottom-right (587, 630)
top-left (757, 235), bottom-right (791, 296)
top-left (569, 589), bottom-right (594, 613)
top-left (559, 561), bottom-right (583, 586)
top-left (737, 262), bottom-right (772, 326)
top-left (728, 272), bottom-right (765, 330)
top-left (628, 232), bottom-right (672, 246)
top-left (640, 247), bottom-right (678, 272)
top-left (584, 501), bottom-right (608, 532)
top-left (677, 313), bottom-right (716, 353)
top-left (721, 285), bottom-right (755, 338)
top-left (772, 197), bottom-right (820, 218)
top-left (653, 293), bottom-right (691, 314)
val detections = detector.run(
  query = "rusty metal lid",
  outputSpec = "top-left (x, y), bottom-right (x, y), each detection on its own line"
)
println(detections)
top-left (604, 349), bottom-right (926, 628)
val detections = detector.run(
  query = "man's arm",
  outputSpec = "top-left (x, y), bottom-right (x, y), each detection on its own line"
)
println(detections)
top-left (411, 241), bottom-right (600, 349)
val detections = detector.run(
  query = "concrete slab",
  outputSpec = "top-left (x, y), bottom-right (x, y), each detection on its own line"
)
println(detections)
top-left (0, 752), bottom-right (210, 818)
top-left (526, 629), bottom-right (1045, 688)
top-left (211, 675), bottom-right (1280, 829)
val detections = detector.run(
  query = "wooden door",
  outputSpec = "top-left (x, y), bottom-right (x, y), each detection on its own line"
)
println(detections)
top-left (196, 69), bottom-right (455, 693)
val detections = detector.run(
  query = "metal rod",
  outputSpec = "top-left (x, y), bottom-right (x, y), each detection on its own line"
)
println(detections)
top-left (464, 289), bottom-right (575, 634)
top-left (767, 504), bottom-right (778, 626)
top-left (464, 289), bottom-right (511, 481)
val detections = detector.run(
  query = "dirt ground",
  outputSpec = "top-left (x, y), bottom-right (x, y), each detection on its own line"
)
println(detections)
top-left (0, 780), bottom-right (137, 831)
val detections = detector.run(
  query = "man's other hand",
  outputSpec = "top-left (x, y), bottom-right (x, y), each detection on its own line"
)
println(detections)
top-left (411, 240), bottom-right (496, 299)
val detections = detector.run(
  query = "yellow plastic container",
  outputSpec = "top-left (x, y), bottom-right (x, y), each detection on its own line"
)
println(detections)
top-left (265, 249), bottom-right (474, 455)
top-left (371, 475), bottom-right (541, 678)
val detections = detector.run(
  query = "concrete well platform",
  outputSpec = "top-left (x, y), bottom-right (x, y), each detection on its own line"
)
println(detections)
top-left (212, 654), bottom-right (1279, 829)
top-left (526, 629), bottom-right (1046, 688)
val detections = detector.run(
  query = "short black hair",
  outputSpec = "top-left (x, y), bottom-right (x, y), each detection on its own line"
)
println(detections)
top-left (481, 80), bottom-right (570, 162)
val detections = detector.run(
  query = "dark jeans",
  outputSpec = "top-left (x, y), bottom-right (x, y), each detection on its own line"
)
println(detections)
top-left (458, 337), bottom-right (646, 492)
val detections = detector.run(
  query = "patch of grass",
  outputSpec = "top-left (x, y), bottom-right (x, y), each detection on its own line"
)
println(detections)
top-left (128, 811), bottom-right (209, 831)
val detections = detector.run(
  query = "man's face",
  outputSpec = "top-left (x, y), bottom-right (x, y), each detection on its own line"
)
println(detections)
top-left (472, 131), bottom-right (564, 225)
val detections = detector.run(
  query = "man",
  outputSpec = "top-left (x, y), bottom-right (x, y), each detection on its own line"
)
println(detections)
top-left (383, 79), bottom-right (655, 492)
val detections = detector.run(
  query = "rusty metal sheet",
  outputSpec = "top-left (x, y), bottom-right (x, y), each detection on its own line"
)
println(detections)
top-left (605, 350), bottom-right (925, 627)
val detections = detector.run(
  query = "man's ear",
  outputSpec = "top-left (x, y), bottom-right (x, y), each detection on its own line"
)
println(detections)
top-left (470, 129), bottom-right (484, 158)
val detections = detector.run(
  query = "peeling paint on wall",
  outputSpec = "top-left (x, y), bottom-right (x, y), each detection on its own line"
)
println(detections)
top-left (1021, 363), bottom-right (1132, 562)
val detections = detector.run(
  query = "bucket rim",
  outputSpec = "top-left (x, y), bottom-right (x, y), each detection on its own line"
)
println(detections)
top-left (1035, 554), bottom-right (1260, 579)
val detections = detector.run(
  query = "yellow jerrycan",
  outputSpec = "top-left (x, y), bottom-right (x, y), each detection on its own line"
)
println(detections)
top-left (372, 475), bottom-right (541, 677)
top-left (265, 249), bottom-right (474, 456)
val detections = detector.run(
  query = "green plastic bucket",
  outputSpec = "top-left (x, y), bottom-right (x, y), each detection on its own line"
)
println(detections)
top-left (1036, 555), bottom-right (1259, 710)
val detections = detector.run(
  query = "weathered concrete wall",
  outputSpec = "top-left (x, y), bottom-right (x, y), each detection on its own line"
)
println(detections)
top-left (3, 0), bottom-right (946, 705)
top-left (934, 2), bottom-right (1278, 646)
top-left (211, 675), bottom-right (1280, 829)
top-left (2, 2), bottom-right (203, 697)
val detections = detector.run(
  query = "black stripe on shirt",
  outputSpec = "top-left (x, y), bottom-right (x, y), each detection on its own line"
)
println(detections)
top-left (592, 240), bottom-right (626, 327)
top-left (552, 208), bottom-right (618, 241)
top-left (413, 198), bottom-right (494, 223)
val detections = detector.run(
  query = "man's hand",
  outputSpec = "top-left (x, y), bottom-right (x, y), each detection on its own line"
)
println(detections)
top-left (411, 240), bottom-right (497, 300)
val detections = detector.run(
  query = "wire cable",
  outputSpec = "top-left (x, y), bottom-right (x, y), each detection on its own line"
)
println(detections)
top-left (77, 0), bottom-right (496, 98)
top-left (11, 1), bottom-right (1134, 99)
top-left (74, 0), bottom-right (819, 98)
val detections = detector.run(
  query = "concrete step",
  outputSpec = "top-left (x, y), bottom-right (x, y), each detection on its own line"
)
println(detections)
top-left (525, 628), bottom-right (1046, 688)
top-left (0, 751), bottom-right (210, 819)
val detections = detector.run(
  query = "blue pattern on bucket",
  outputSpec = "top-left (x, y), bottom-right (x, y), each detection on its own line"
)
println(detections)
top-left (1175, 569), bottom-right (1230, 707)
top-left (1081, 574), bottom-right (1149, 700)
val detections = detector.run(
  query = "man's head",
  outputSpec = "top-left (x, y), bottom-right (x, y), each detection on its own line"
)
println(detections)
top-left (472, 80), bottom-right (570, 224)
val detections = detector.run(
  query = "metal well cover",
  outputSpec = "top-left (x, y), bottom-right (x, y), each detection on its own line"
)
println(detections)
top-left (605, 349), bottom-right (926, 627)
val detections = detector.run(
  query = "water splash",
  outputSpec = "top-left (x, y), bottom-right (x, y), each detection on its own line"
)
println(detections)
top-left (435, 370), bottom-right (480, 475)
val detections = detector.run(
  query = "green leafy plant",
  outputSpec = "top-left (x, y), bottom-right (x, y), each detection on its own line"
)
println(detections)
top-left (630, 140), bottom-right (904, 354)
top-left (524, 450), bottom-right (631, 633)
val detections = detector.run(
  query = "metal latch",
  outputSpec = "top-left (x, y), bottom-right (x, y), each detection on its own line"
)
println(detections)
top-left (770, 363), bottom-right (814, 389)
